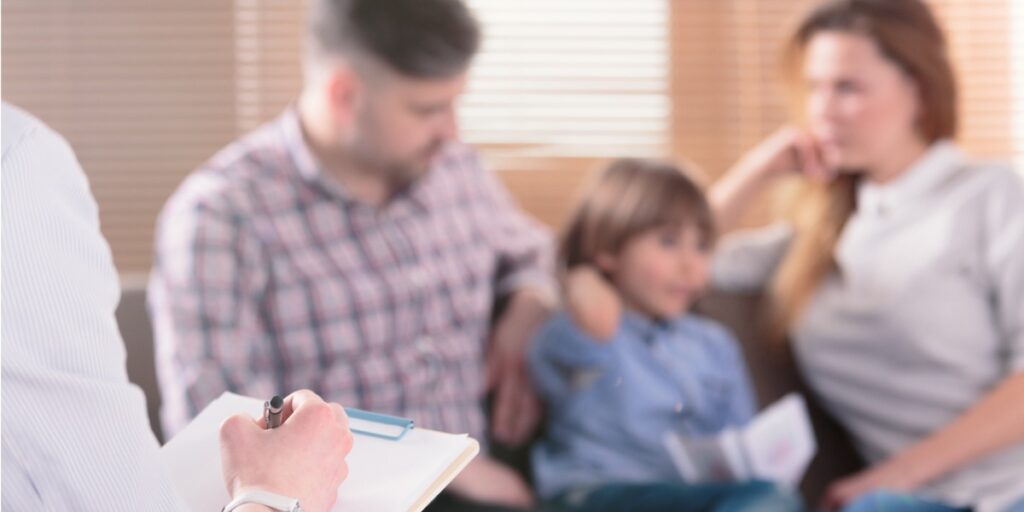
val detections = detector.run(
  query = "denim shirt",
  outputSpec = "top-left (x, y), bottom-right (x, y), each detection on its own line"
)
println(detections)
top-left (528, 310), bottom-right (757, 500)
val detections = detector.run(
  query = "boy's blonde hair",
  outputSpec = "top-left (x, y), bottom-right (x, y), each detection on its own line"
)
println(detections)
top-left (558, 158), bottom-right (714, 272)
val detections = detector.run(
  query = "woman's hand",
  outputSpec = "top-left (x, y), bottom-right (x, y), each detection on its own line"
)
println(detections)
top-left (740, 126), bottom-right (834, 182)
top-left (710, 125), bottom-right (834, 231)
top-left (563, 266), bottom-right (621, 341)
top-left (819, 460), bottom-right (917, 511)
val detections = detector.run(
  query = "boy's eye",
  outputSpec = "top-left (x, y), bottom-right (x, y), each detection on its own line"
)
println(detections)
top-left (658, 233), bottom-right (680, 248)
top-left (836, 80), bottom-right (860, 94)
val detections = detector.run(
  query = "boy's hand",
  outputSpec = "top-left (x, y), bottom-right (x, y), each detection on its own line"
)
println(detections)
top-left (563, 266), bottom-right (621, 341)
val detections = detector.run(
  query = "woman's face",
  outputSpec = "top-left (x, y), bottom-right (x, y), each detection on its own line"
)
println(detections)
top-left (803, 31), bottom-right (926, 175)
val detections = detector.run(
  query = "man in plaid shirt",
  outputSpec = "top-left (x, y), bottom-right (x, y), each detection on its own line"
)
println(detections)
top-left (149, 0), bottom-right (554, 509)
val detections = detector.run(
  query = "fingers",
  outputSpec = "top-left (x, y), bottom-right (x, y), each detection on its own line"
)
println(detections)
top-left (281, 389), bottom-right (324, 424)
top-left (510, 384), bottom-right (540, 444)
top-left (329, 402), bottom-right (350, 431)
top-left (491, 367), bottom-right (542, 445)
top-left (491, 372), bottom-right (515, 443)
top-left (508, 372), bottom-right (539, 444)
top-left (484, 349), bottom-right (500, 391)
top-left (818, 481), bottom-right (851, 512)
top-left (261, 390), bottom-right (352, 438)
top-left (276, 389), bottom-right (331, 425)
top-left (793, 130), bottom-right (826, 179)
top-left (220, 413), bottom-right (260, 444)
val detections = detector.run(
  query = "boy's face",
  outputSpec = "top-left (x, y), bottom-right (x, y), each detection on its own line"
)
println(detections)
top-left (597, 223), bottom-right (710, 320)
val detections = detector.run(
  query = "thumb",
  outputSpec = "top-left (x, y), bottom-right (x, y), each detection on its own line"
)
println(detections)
top-left (220, 412), bottom-right (262, 444)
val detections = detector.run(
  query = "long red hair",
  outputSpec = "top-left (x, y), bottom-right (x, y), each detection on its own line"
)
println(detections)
top-left (770, 0), bottom-right (958, 335)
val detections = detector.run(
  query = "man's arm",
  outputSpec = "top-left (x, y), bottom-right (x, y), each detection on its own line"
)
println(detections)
top-left (486, 288), bottom-right (551, 444)
top-left (472, 157), bottom-right (557, 445)
top-left (1, 105), bottom-right (354, 512)
top-left (1, 110), bottom-right (187, 510)
top-left (148, 175), bottom-right (273, 436)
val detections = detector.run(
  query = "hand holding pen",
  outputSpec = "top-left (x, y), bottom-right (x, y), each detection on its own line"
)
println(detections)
top-left (219, 390), bottom-right (354, 512)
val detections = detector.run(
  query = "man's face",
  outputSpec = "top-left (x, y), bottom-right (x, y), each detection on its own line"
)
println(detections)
top-left (346, 70), bottom-right (467, 187)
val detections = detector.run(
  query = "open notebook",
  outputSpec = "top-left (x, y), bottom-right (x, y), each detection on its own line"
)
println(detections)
top-left (161, 392), bottom-right (479, 512)
top-left (663, 393), bottom-right (816, 487)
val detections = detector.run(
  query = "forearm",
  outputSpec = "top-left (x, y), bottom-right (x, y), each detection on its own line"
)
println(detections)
top-left (496, 288), bottom-right (553, 345)
top-left (562, 266), bottom-right (621, 341)
top-left (709, 159), bottom-right (776, 233)
top-left (564, 285), bottom-right (620, 342)
top-left (890, 372), bottom-right (1024, 488)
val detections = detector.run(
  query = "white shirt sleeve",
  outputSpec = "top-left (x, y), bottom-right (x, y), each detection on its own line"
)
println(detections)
top-left (710, 222), bottom-right (794, 293)
top-left (981, 167), bottom-right (1024, 372)
top-left (1, 104), bottom-right (187, 510)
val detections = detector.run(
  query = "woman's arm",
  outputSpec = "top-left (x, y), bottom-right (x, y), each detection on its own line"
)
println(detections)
top-left (709, 126), bottom-right (829, 231)
top-left (822, 372), bottom-right (1024, 509)
top-left (824, 168), bottom-right (1024, 509)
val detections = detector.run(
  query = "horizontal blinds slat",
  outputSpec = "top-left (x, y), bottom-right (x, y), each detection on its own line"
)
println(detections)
top-left (2, 1), bottom-right (238, 272)
top-left (3, 0), bottom-right (1020, 268)
top-left (464, 0), bottom-right (670, 158)
top-left (1015, 0), bottom-right (1024, 171)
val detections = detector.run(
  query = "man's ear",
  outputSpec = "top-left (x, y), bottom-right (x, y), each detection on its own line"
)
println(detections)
top-left (325, 63), bottom-right (362, 126)
top-left (594, 251), bottom-right (618, 274)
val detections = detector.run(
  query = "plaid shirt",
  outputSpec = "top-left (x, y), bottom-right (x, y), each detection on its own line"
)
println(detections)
top-left (149, 108), bottom-right (554, 441)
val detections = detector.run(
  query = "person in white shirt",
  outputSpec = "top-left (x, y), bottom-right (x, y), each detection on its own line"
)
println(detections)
top-left (1, 102), bottom-right (354, 512)
top-left (707, 1), bottom-right (1024, 511)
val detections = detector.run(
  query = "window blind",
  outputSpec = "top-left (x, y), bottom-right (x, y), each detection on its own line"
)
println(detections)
top-left (2, 0), bottom-right (1020, 271)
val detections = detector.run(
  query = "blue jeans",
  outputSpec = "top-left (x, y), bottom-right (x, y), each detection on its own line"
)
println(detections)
top-left (841, 491), bottom-right (970, 512)
top-left (547, 480), bottom-right (803, 512)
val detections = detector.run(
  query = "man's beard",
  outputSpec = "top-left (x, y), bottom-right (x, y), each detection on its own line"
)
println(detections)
top-left (352, 138), bottom-right (445, 189)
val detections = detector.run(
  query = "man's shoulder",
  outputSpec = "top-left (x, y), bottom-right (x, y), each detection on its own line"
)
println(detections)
top-left (167, 121), bottom-right (297, 217)
top-left (2, 102), bottom-right (41, 156)
top-left (2, 102), bottom-right (69, 160)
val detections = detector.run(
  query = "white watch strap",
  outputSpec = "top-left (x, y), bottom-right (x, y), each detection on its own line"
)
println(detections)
top-left (222, 489), bottom-right (302, 512)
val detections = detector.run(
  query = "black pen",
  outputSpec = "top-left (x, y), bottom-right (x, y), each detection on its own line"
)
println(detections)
top-left (264, 395), bottom-right (284, 429)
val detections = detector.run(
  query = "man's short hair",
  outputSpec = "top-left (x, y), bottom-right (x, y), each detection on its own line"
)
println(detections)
top-left (308, 0), bottom-right (481, 79)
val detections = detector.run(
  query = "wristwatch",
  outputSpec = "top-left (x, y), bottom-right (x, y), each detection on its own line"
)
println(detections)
top-left (222, 489), bottom-right (303, 512)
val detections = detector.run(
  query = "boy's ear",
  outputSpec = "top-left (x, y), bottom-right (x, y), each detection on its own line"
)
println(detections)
top-left (594, 251), bottom-right (617, 274)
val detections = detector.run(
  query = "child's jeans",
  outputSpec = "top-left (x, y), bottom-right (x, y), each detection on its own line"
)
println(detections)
top-left (840, 491), bottom-right (970, 512)
top-left (546, 480), bottom-right (803, 512)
